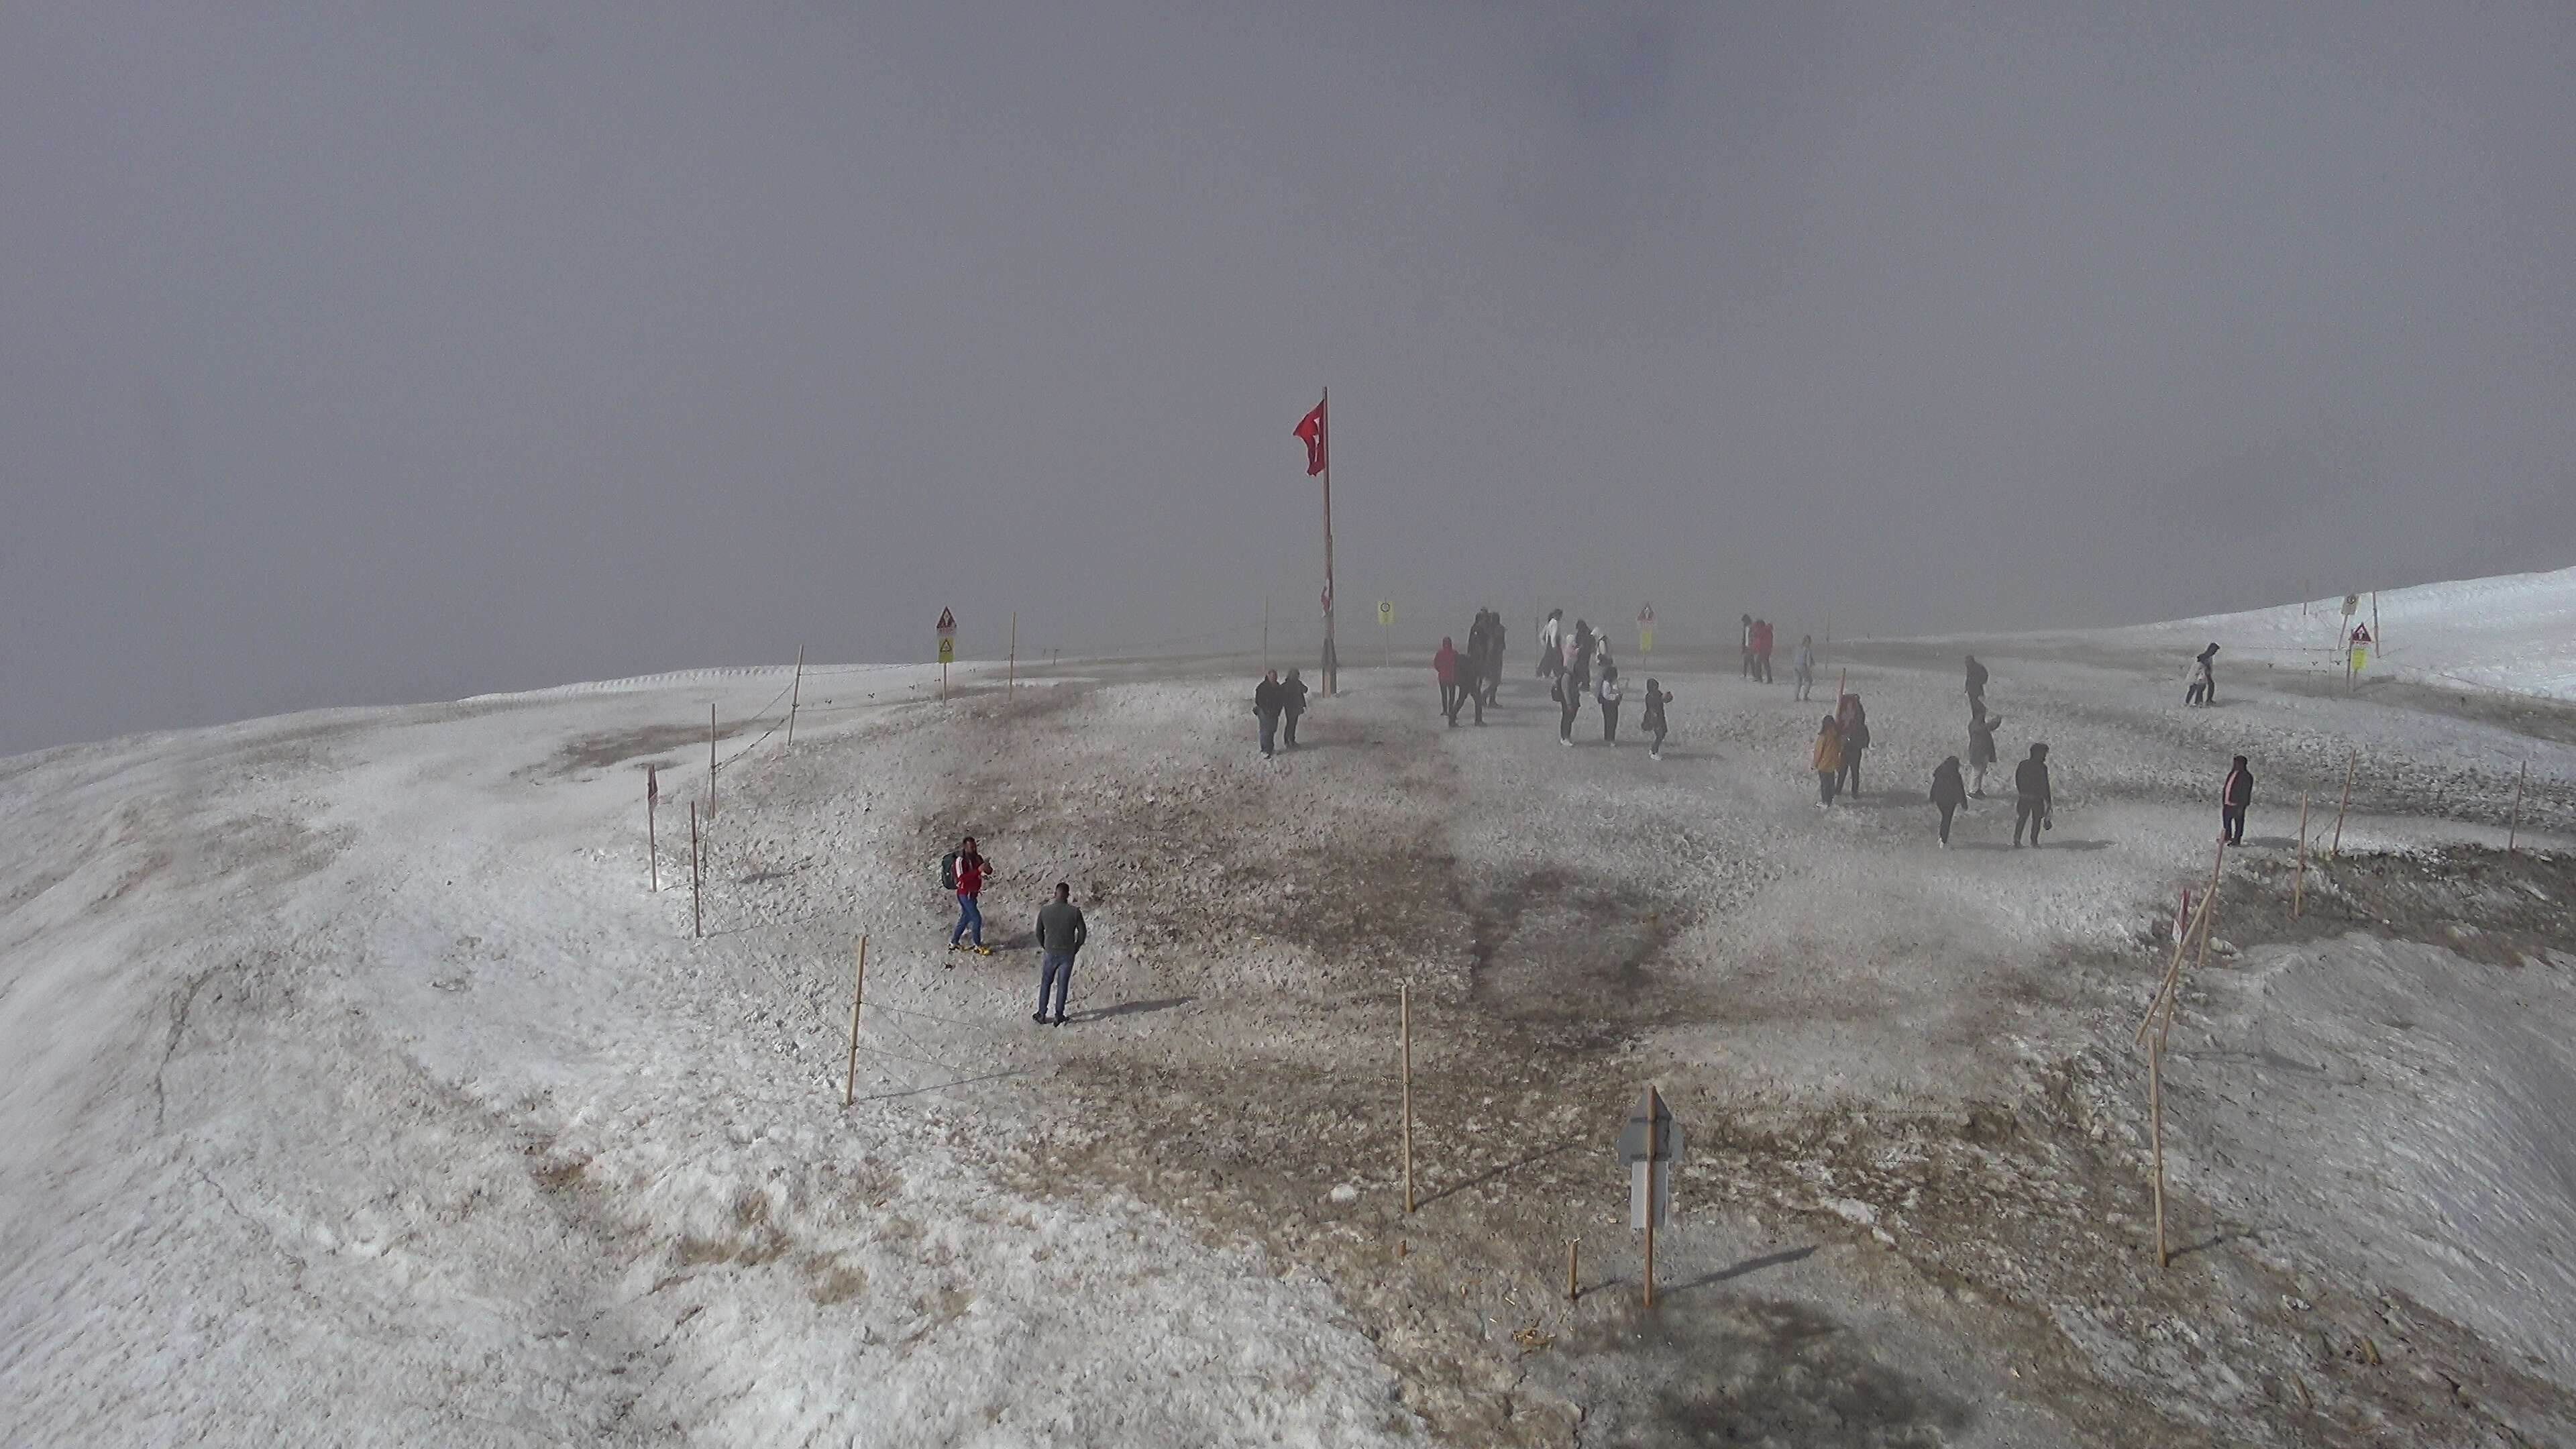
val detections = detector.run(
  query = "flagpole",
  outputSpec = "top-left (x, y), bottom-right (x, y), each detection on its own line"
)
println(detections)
top-left (1322, 385), bottom-right (1338, 696)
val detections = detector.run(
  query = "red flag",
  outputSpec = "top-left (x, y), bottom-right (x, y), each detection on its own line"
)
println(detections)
top-left (1293, 396), bottom-right (1328, 476)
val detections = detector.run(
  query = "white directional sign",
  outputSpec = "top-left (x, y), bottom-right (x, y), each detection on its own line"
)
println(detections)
top-left (1619, 1087), bottom-right (1682, 1229)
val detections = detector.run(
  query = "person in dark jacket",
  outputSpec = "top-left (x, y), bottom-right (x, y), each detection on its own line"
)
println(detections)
top-left (1434, 637), bottom-right (1459, 722)
top-left (1966, 708), bottom-right (2003, 798)
top-left (1930, 755), bottom-right (1968, 848)
top-left (1965, 655), bottom-right (1988, 713)
top-left (1254, 671), bottom-right (1284, 757)
top-left (1481, 612), bottom-right (1505, 706)
top-left (2220, 755), bottom-right (2254, 846)
top-left (1281, 668), bottom-right (1309, 749)
top-left (1456, 627), bottom-right (1487, 727)
top-left (1834, 694), bottom-right (1871, 797)
top-left (1032, 881), bottom-right (1086, 1025)
top-left (1641, 678), bottom-right (1673, 759)
top-left (1571, 620), bottom-right (1596, 692)
top-left (2013, 743), bottom-right (2053, 848)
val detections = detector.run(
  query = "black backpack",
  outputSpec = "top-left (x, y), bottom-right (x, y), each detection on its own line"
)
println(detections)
top-left (939, 851), bottom-right (961, 890)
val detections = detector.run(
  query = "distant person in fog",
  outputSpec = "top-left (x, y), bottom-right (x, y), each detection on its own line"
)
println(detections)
top-left (1792, 635), bottom-right (1816, 701)
top-left (1966, 708), bottom-right (2003, 798)
top-left (1929, 756), bottom-right (1968, 849)
top-left (1641, 678), bottom-right (1673, 760)
top-left (1434, 637), bottom-right (1459, 722)
top-left (1253, 670), bottom-right (1284, 758)
top-left (1834, 694), bottom-right (1870, 798)
top-left (2013, 743), bottom-right (2053, 848)
top-left (1813, 714), bottom-right (1843, 809)
top-left (1597, 662), bottom-right (1623, 745)
top-left (1281, 668), bottom-right (1308, 749)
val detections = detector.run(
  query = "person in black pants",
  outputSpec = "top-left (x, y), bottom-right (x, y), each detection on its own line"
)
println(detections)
top-left (1930, 756), bottom-right (1967, 848)
top-left (1281, 669), bottom-right (1309, 749)
top-left (2013, 743), bottom-right (2053, 848)
top-left (2220, 755), bottom-right (2254, 845)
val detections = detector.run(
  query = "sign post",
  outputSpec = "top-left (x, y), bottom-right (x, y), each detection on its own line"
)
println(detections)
top-left (1377, 600), bottom-right (1395, 668)
top-left (936, 608), bottom-right (958, 701)
top-left (1638, 604), bottom-right (1655, 655)
top-left (1619, 1085), bottom-right (1683, 1307)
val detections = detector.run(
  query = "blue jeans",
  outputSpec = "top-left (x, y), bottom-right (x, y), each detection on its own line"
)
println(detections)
top-left (1258, 712), bottom-right (1279, 756)
top-left (1038, 951), bottom-right (1075, 1018)
top-left (950, 892), bottom-right (983, 946)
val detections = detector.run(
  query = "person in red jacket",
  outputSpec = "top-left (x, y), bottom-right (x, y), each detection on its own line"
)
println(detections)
top-left (2220, 755), bottom-right (2255, 846)
top-left (945, 836), bottom-right (991, 956)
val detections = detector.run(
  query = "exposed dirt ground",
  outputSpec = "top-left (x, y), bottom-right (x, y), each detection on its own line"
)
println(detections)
top-left (656, 646), bottom-right (2576, 1448)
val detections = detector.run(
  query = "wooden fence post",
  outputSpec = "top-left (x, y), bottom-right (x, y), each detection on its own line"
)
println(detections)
top-left (2509, 764), bottom-right (2526, 852)
top-left (647, 766), bottom-right (659, 894)
top-left (2294, 792), bottom-right (2309, 917)
top-left (2150, 1034), bottom-right (2167, 1269)
top-left (788, 647), bottom-right (804, 745)
top-left (1400, 984), bottom-right (1415, 1214)
top-left (843, 936), bottom-right (869, 1106)
top-left (2330, 751), bottom-right (2357, 859)
top-left (690, 800), bottom-right (702, 938)
top-left (708, 703), bottom-right (718, 820)
top-left (1008, 611), bottom-right (1017, 696)
top-left (1566, 1239), bottom-right (1579, 1302)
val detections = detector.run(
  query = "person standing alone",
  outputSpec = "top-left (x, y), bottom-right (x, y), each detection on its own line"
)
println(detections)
top-left (1254, 671), bottom-right (1285, 757)
top-left (2220, 755), bottom-right (2255, 846)
top-left (1033, 881), bottom-right (1086, 1025)
top-left (2013, 744), bottom-right (2053, 849)
top-left (1929, 755), bottom-right (1968, 848)
top-left (945, 836), bottom-right (991, 955)
top-left (1793, 635), bottom-right (1816, 702)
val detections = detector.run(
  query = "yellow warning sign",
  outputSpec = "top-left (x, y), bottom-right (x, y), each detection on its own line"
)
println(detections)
top-left (938, 637), bottom-right (955, 665)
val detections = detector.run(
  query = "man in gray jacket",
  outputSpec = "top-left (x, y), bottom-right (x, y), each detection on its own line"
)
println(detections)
top-left (1033, 881), bottom-right (1087, 1025)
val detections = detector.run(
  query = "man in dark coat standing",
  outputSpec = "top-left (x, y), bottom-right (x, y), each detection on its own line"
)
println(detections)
top-left (1254, 671), bottom-right (1285, 757)
top-left (2220, 755), bottom-right (2255, 846)
top-left (2013, 743), bottom-right (2053, 849)
top-left (1033, 881), bottom-right (1086, 1025)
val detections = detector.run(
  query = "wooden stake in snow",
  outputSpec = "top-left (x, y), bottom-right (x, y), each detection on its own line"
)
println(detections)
top-left (708, 702), bottom-right (719, 820)
top-left (2330, 750), bottom-right (2357, 859)
top-left (1566, 1239), bottom-right (1579, 1302)
top-left (1400, 983), bottom-right (1415, 1214)
top-left (690, 800), bottom-right (702, 938)
top-left (2510, 763), bottom-right (2526, 852)
top-left (788, 647), bottom-right (804, 745)
top-left (1642, 1083), bottom-right (1661, 1309)
top-left (647, 765), bottom-right (659, 894)
top-left (843, 936), bottom-right (869, 1106)
top-left (2136, 884), bottom-right (2215, 1047)
top-left (2149, 1034), bottom-right (2168, 1269)
top-left (1008, 611), bottom-right (1017, 697)
top-left (2294, 792), bottom-right (2310, 918)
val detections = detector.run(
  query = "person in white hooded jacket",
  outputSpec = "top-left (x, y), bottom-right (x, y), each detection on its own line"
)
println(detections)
top-left (1536, 609), bottom-right (1564, 679)
top-left (1597, 663), bottom-right (1625, 745)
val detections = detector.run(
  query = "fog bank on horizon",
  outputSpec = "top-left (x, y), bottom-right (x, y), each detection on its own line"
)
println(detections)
top-left (5, 3), bottom-right (2573, 753)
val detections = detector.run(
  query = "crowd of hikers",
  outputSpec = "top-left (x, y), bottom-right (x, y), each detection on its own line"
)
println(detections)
top-left (930, 627), bottom-right (2286, 1026)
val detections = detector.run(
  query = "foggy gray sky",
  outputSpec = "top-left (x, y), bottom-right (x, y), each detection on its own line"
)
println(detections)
top-left (7, 3), bottom-right (2574, 754)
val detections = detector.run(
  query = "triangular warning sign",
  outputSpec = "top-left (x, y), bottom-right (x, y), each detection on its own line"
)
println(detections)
top-left (936, 607), bottom-right (957, 633)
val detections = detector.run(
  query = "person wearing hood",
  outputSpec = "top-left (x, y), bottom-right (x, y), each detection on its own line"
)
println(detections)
top-left (1834, 693), bottom-right (1871, 798)
top-left (1281, 668), bottom-right (1309, 749)
top-left (1434, 637), bottom-right (1460, 722)
top-left (1930, 755), bottom-right (1968, 848)
top-left (2221, 755), bottom-right (2255, 846)
top-left (1537, 609), bottom-right (1564, 680)
top-left (1793, 635), bottom-right (1817, 701)
top-left (1454, 629), bottom-right (1487, 727)
top-left (1597, 661), bottom-right (1625, 745)
top-left (1752, 619), bottom-right (1775, 682)
top-left (1641, 678), bottom-right (1674, 759)
top-left (1966, 707), bottom-right (2004, 798)
top-left (1481, 611), bottom-right (1506, 706)
top-left (1965, 655), bottom-right (1988, 713)
top-left (2013, 742), bottom-right (2053, 848)
top-left (1253, 671), bottom-right (1285, 757)
top-left (2186, 643), bottom-right (2219, 707)
top-left (1570, 619), bottom-right (1596, 691)
top-left (1813, 714), bottom-right (1843, 808)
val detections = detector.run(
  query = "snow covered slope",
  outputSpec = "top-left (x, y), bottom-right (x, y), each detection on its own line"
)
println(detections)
top-left (1978, 564), bottom-right (2576, 700)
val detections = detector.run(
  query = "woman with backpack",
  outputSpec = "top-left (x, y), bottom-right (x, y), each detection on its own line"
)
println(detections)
top-left (1813, 714), bottom-right (1843, 809)
top-left (1834, 694), bottom-right (1871, 798)
top-left (943, 837), bottom-right (991, 956)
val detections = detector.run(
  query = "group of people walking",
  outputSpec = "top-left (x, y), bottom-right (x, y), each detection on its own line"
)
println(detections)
top-left (1434, 609), bottom-right (1507, 727)
top-left (1250, 668), bottom-right (1311, 757)
top-left (1532, 607), bottom-right (1673, 757)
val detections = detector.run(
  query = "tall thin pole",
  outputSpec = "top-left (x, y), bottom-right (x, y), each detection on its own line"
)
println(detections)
top-left (1008, 611), bottom-right (1017, 697)
top-left (1263, 598), bottom-right (1270, 672)
top-left (708, 703), bottom-right (718, 820)
top-left (2330, 750), bottom-right (2357, 859)
top-left (1322, 386), bottom-right (1338, 696)
top-left (2510, 763), bottom-right (2526, 851)
top-left (689, 801), bottom-right (702, 938)
top-left (647, 766), bottom-right (659, 894)
top-left (1643, 1082), bottom-right (1660, 1308)
top-left (2294, 792), bottom-right (2310, 916)
top-left (1399, 983), bottom-right (1414, 1214)
top-left (2150, 1034), bottom-right (2167, 1269)
top-left (843, 936), bottom-right (869, 1106)
top-left (788, 647), bottom-right (804, 745)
